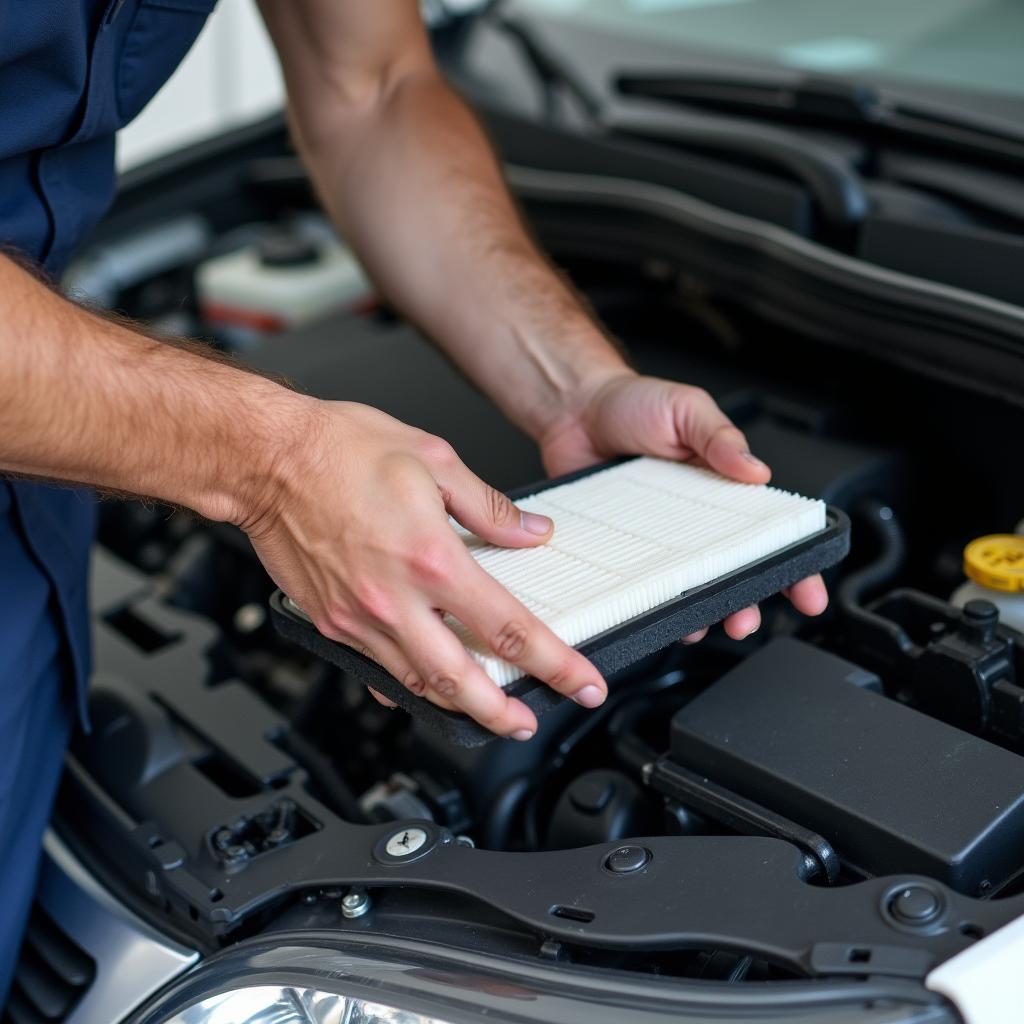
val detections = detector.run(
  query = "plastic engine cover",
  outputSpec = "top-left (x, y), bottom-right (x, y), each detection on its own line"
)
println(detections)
top-left (669, 637), bottom-right (1024, 894)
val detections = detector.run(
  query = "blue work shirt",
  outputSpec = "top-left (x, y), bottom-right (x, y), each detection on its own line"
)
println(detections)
top-left (0, 0), bottom-right (217, 722)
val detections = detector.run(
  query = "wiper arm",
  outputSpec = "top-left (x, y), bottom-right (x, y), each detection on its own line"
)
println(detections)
top-left (615, 71), bottom-right (1024, 168)
top-left (489, 8), bottom-right (604, 123)
top-left (488, 10), bottom-right (868, 228)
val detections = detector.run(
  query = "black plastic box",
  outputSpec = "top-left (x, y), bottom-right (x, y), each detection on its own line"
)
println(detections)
top-left (670, 637), bottom-right (1024, 894)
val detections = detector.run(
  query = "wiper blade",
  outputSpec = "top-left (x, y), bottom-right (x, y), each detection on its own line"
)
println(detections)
top-left (615, 71), bottom-right (1024, 167)
top-left (488, 11), bottom-right (868, 228)
top-left (492, 9), bottom-right (604, 122)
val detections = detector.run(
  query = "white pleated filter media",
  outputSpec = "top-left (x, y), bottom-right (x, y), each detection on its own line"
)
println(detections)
top-left (447, 457), bottom-right (826, 687)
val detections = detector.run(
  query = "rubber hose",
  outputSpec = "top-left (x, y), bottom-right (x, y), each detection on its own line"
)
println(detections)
top-left (838, 498), bottom-right (906, 612)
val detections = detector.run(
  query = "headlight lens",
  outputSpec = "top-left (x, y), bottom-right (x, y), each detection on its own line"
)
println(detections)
top-left (164, 985), bottom-right (453, 1024)
top-left (137, 937), bottom-right (940, 1024)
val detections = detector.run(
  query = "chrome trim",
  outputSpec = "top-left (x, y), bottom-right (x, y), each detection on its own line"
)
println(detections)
top-left (38, 830), bottom-right (199, 1024)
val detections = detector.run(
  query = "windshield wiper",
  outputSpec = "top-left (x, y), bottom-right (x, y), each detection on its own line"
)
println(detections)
top-left (615, 72), bottom-right (1024, 169)
top-left (490, 8), bottom-right (604, 123)
top-left (489, 10), bottom-right (868, 228)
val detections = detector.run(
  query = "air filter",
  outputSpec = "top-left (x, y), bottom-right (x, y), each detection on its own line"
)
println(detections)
top-left (272, 457), bottom-right (849, 746)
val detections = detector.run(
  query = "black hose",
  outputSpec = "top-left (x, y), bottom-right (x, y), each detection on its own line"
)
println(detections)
top-left (613, 733), bottom-right (659, 777)
top-left (838, 498), bottom-right (906, 612)
top-left (289, 663), bottom-right (336, 737)
top-left (482, 775), bottom-right (532, 851)
top-left (277, 730), bottom-right (368, 824)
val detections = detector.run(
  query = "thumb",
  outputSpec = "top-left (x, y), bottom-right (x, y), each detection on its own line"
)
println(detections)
top-left (440, 463), bottom-right (554, 548)
top-left (704, 423), bottom-right (772, 484)
top-left (678, 390), bottom-right (772, 484)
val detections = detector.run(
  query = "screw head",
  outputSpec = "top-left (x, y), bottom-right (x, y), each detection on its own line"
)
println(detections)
top-left (890, 885), bottom-right (941, 925)
top-left (385, 827), bottom-right (428, 858)
top-left (233, 603), bottom-right (266, 634)
top-left (604, 845), bottom-right (651, 874)
top-left (341, 890), bottom-right (371, 919)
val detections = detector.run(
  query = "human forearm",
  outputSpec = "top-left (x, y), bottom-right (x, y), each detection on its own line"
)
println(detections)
top-left (259, 0), bottom-right (628, 440)
top-left (322, 78), bottom-right (628, 437)
top-left (307, 76), bottom-right (627, 438)
top-left (0, 254), bottom-right (607, 736)
top-left (0, 255), bottom-right (306, 525)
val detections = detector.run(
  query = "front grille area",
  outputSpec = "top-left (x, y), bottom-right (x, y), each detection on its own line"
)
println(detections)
top-left (2, 906), bottom-right (95, 1024)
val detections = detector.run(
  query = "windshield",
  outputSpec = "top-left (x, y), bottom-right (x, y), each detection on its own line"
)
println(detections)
top-left (517, 0), bottom-right (1024, 100)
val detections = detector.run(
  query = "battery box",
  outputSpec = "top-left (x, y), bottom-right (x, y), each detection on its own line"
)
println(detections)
top-left (669, 637), bottom-right (1024, 894)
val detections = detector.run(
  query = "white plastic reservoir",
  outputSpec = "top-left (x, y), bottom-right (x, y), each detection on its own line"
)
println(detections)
top-left (196, 224), bottom-right (373, 339)
top-left (951, 529), bottom-right (1024, 635)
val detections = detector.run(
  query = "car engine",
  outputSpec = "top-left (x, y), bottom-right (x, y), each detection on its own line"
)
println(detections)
top-left (40, 121), bottom-right (1024, 1000)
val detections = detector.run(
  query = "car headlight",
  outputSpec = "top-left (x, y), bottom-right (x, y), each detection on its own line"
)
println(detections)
top-left (133, 934), bottom-right (949, 1024)
top-left (162, 985), bottom-right (451, 1024)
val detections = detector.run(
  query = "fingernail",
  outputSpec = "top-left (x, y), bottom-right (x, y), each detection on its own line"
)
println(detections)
top-left (573, 684), bottom-right (606, 708)
top-left (520, 510), bottom-right (553, 535)
top-left (741, 450), bottom-right (767, 468)
top-left (511, 728), bottom-right (535, 741)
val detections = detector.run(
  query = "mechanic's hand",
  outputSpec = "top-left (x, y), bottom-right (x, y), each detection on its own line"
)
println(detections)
top-left (540, 371), bottom-right (829, 641)
top-left (245, 401), bottom-right (607, 739)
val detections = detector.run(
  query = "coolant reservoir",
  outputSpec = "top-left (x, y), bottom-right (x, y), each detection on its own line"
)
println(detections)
top-left (196, 226), bottom-right (373, 341)
top-left (951, 534), bottom-right (1024, 633)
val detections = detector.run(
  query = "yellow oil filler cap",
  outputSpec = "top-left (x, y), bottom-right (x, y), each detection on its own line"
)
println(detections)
top-left (964, 535), bottom-right (1024, 593)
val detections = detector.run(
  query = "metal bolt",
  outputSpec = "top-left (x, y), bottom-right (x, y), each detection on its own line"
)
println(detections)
top-left (234, 603), bottom-right (266, 634)
top-left (384, 827), bottom-right (428, 858)
top-left (341, 890), bottom-right (371, 919)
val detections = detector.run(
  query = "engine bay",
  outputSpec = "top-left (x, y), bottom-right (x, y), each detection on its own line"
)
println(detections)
top-left (54, 120), bottom-right (1024, 989)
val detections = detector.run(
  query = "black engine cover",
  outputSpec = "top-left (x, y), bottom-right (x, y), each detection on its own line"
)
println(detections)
top-left (669, 637), bottom-right (1024, 894)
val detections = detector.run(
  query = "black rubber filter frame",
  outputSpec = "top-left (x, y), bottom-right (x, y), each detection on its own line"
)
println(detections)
top-left (270, 461), bottom-right (851, 746)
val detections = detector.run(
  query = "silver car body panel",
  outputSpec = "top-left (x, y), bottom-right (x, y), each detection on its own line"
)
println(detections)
top-left (37, 830), bottom-right (199, 1024)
